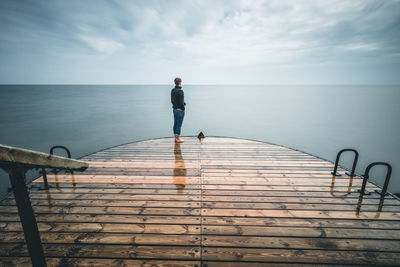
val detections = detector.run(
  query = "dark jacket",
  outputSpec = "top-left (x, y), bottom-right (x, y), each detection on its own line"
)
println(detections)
top-left (171, 86), bottom-right (186, 111)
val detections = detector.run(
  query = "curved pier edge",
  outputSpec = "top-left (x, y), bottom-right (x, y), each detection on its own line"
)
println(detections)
top-left (78, 135), bottom-right (397, 199)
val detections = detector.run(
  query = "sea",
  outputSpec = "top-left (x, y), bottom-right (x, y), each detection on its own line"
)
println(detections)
top-left (0, 85), bottom-right (399, 199)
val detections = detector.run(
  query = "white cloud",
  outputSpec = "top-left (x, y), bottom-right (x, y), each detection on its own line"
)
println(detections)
top-left (0, 0), bottom-right (399, 84)
top-left (342, 42), bottom-right (379, 51)
top-left (77, 35), bottom-right (123, 54)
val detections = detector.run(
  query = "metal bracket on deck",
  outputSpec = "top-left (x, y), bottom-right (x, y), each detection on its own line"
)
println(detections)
top-left (356, 189), bottom-right (371, 195)
top-left (331, 149), bottom-right (359, 177)
top-left (374, 189), bottom-right (389, 196)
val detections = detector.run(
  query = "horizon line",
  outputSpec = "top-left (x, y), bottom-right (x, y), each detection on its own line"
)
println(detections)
top-left (1, 83), bottom-right (400, 86)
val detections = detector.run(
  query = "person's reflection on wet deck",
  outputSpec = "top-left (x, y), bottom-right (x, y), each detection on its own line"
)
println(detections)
top-left (173, 142), bottom-right (186, 193)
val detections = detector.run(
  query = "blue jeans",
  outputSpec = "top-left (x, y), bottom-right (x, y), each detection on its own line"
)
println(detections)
top-left (173, 108), bottom-right (185, 136)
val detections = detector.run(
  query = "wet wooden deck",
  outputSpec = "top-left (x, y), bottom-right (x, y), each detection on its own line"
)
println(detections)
top-left (1, 137), bottom-right (400, 266)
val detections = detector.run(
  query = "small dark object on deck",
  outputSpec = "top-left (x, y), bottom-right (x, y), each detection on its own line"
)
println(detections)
top-left (198, 132), bottom-right (205, 140)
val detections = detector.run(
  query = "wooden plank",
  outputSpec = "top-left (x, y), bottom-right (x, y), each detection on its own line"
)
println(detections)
top-left (26, 187), bottom-right (202, 194)
top-left (37, 178), bottom-right (201, 184)
top-left (36, 174), bottom-right (201, 180)
top-left (202, 196), bottom-right (399, 204)
top-left (201, 164), bottom-right (332, 171)
top-left (88, 162), bottom-right (199, 168)
top-left (202, 172), bottom-right (347, 177)
top-left (199, 161), bottom-right (333, 166)
top-left (18, 193), bottom-right (202, 201)
top-left (24, 182), bottom-right (378, 192)
top-left (0, 222), bottom-right (200, 234)
top-left (202, 262), bottom-right (341, 267)
top-left (81, 171), bottom-right (343, 177)
top-left (0, 206), bottom-right (202, 216)
top-left (201, 173), bottom-right (350, 178)
top-left (29, 183), bottom-right (202, 189)
top-left (3, 214), bottom-right (400, 230)
top-left (6, 198), bottom-right (398, 209)
top-left (202, 225), bottom-right (400, 239)
top-left (0, 232), bottom-right (201, 246)
top-left (202, 177), bottom-right (364, 182)
top-left (201, 247), bottom-right (400, 264)
top-left (87, 153), bottom-right (317, 157)
top-left (202, 235), bottom-right (400, 251)
top-left (85, 156), bottom-right (319, 161)
top-left (6, 199), bottom-right (202, 208)
top-left (201, 166), bottom-right (334, 170)
top-left (202, 184), bottom-right (381, 191)
top-left (0, 258), bottom-right (201, 267)
top-left (201, 179), bottom-right (366, 186)
top-left (202, 190), bottom-right (382, 198)
top-left (0, 243), bottom-right (202, 260)
top-left (0, 214), bottom-right (201, 224)
top-left (201, 209), bottom-right (400, 220)
top-left (201, 216), bottom-right (400, 229)
top-left (201, 202), bottom-right (400, 212)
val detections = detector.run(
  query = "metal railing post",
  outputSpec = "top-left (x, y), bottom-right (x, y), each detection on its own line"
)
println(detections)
top-left (7, 164), bottom-right (47, 267)
top-left (41, 167), bottom-right (49, 189)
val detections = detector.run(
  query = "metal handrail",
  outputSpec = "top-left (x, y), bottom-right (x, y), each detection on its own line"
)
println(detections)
top-left (331, 148), bottom-right (359, 177)
top-left (50, 145), bottom-right (72, 158)
top-left (0, 144), bottom-right (88, 267)
top-left (42, 145), bottom-right (73, 187)
top-left (358, 162), bottom-right (392, 203)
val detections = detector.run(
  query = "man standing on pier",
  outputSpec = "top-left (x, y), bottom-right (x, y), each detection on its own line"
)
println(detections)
top-left (171, 77), bottom-right (186, 143)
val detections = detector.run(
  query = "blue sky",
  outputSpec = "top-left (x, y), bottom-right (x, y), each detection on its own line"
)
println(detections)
top-left (0, 0), bottom-right (399, 84)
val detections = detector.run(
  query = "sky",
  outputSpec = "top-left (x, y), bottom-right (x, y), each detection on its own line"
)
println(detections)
top-left (0, 0), bottom-right (399, 85)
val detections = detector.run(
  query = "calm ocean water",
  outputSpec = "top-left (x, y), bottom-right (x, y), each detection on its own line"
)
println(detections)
top-left (1, 85), bottom-right (399, 199)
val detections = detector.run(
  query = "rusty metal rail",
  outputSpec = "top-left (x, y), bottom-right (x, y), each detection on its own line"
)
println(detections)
top-left (0, 144), bottom-right (88, 267)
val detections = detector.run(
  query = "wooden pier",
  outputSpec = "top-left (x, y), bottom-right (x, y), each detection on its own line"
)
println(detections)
top-left (0, 137), bottom-right (400, 266)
